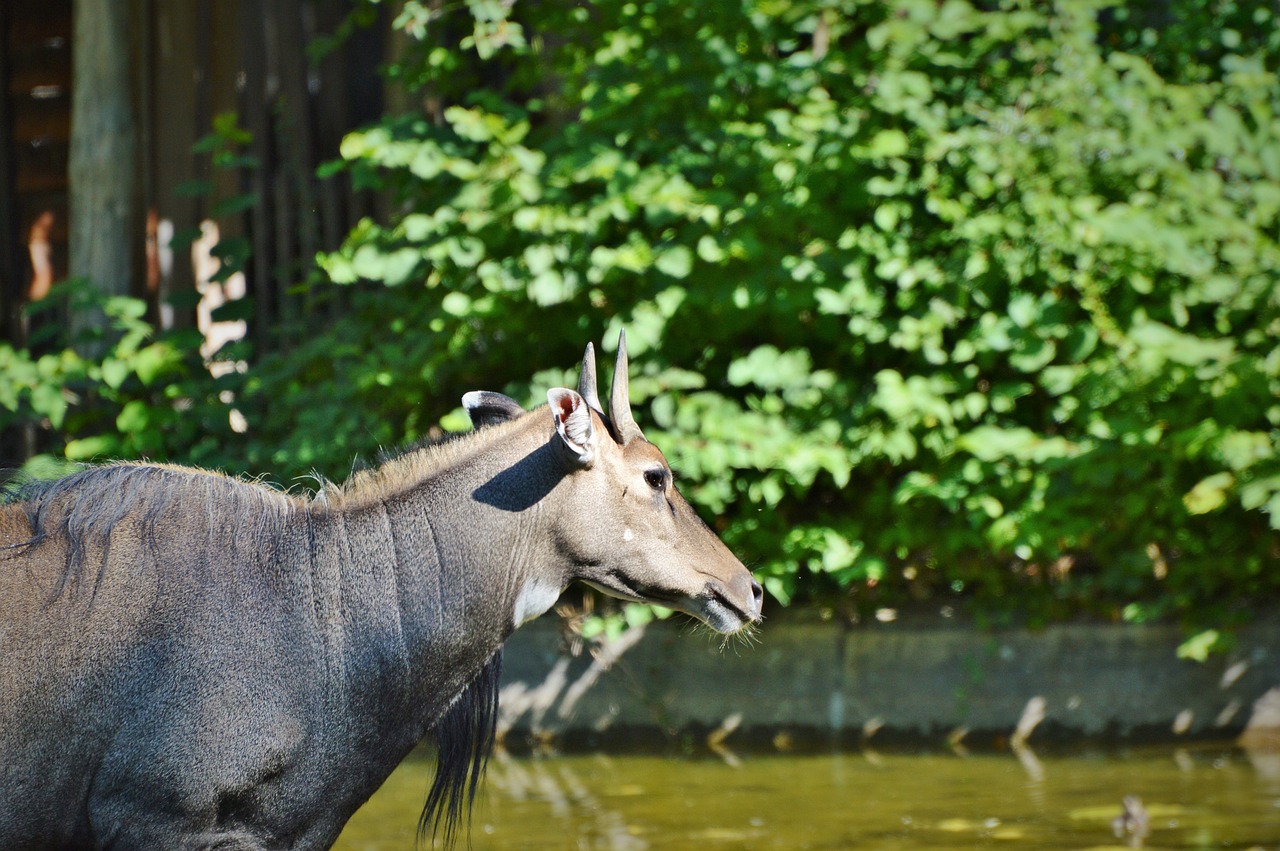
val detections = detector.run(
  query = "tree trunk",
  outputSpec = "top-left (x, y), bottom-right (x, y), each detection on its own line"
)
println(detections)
top-left (68, 0), bottom-right (138, 349)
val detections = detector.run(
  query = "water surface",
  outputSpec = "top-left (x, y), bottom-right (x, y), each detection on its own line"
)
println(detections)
top-left (335, 742), bottom-right (1280, 849)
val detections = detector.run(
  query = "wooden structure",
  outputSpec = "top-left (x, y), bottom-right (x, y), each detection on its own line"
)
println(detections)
top-left (1, 0), bottom-right (71, 342)
top-left (0, 0), bottom-right (386, 349)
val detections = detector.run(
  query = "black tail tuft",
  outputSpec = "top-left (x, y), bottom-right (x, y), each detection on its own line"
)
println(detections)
top-left (418, 650), bottom-right (503, 848)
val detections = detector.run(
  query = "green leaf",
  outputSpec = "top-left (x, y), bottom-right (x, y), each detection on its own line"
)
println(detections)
top-left (30, 384), bottom-right (67, 428)
top-left (866, 129), bottom-right (909, 157)
top-left (1176, 629), bottom-right (1222, 662)
top-left (1183, 472), bottom-right (1235, 515)
top-left (654, 245), bottom-right (693, 279)
top-left (116, 400), bottom-right (151, 434)
top-left (1240, 476), bottom-right (1280, 512)
top-left (65, 436), bottom-right (116, 462)
top-left (441, 292), bottom-right (472, 316)
top-left (381, 248), bottom-right (423, 285)
top-left (103, 297), bottom-right (148, 321)
top-left (527, 270), bottom-right (568, 305)
top-left (762, 575), bottom-right (793, 607)
top-left (101, 358), bottom-right (130, 390)
top-left (132, 345), bottom-right (175, 386)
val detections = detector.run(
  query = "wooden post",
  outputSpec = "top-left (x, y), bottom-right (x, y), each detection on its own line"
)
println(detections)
top-left (68, 0), bottom-right (139, 347)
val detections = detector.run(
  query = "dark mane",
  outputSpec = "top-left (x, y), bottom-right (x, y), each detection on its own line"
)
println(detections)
top-left (1, 463), bottom-right (295, 600)
top-left (420, 651), bottom-right (503, 847)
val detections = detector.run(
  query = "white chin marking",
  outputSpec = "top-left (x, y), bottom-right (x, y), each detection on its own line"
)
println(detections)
top-left (623, 528), bottom-right (635, 542)
top-left (514, 578), bottom-right (562, 627)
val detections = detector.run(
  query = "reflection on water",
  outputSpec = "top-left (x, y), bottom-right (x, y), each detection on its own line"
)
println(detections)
top-left (334, 742), bottom-right (1280, 850)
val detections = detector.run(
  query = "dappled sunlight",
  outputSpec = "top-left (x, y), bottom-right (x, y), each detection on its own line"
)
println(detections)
top-left (25, 211), bottom-right (55, 302)
top-left (189, 218), bottom-right (247, 371)
top-left (187, 218), bottom-right (248, 433)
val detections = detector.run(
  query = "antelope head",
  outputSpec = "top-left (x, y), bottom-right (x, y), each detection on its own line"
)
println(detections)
top-left (546, 333), bottom-right (761, 634)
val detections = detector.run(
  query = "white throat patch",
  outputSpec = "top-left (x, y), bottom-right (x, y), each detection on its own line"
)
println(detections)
top-left (513, 577), bottom-right (563, 627)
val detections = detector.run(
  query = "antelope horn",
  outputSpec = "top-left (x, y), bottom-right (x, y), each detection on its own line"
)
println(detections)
top-left (609, 330), bottom-right (645, 444)
top-left (578, 342), bottom-right (603, 412)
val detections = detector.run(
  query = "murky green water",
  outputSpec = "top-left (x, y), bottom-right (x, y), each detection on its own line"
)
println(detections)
top-left (335, 743), bottom-right (1280, 850)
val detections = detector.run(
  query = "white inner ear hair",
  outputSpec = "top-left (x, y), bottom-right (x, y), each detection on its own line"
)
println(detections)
top-left (562, 406), bottom-right (592, 452)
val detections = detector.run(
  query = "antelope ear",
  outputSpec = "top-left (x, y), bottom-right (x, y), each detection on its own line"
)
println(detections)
top-left (547, 388), bottom-right (596, 466)
top-left (463, 391), bottom-right (526, 429)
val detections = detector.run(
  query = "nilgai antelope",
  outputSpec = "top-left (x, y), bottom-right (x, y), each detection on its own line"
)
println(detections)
top-left (0, 334), bottom-right (762, 850)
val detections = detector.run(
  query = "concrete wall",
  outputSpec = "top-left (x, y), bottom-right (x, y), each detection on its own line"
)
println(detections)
top-left (497, 610), bottom-right (1280, 744)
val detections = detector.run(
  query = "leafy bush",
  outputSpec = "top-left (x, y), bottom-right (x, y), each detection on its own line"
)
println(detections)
top-left (0, 281), bottom-right (239, 475)
top-left (315, 0), bottom-right (1279, 624)
top-left (6, 0), bottom-right (1277, 629)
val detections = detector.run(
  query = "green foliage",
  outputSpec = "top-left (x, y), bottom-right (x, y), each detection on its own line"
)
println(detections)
top-left (580, 603), bottom-right (674, 643)
top-left (0, 281), bottom-right (238, 470)
top-left (7, 0), bottom-right (1277, 633)
top-left (315, 0), bottom-right (1279, 624)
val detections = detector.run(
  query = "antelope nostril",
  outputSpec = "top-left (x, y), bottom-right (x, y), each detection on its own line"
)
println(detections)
top-left (750, 578), bottom-right (764, 615)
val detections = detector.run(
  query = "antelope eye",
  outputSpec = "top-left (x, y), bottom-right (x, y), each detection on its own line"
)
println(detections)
top-left (643, 468), bottom-right (667, 491)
